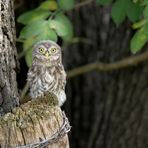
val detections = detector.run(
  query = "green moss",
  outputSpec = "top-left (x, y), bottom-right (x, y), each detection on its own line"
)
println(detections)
top-left (0, 93), bottom-right (60, 128)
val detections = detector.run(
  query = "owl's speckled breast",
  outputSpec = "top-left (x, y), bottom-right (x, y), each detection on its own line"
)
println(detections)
top-left (30, 70), bottom-right (54, 98)
top-left (27, 65), bottom-right (66, 106)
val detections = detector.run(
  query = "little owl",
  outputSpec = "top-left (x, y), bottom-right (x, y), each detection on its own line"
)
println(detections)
top-left (27, 40), bottom-right (66, 106)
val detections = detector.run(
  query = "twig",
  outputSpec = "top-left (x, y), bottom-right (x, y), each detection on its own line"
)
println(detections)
top-left (48, 9), bottom-right (62, 20)
top-left (74, 0), bottom-right (94, 9)
top-left (16, 38), bottom-right (24, 43)
top-left (20, 82), bottom-right (29, 100)
top-left (67, 51), bottom-right (148, 78)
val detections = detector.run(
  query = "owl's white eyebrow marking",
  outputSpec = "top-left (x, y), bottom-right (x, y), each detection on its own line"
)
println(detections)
top-left (42, 43), bottom-right (52, 49)
top-left (49, 46), bottom-right (57, 50)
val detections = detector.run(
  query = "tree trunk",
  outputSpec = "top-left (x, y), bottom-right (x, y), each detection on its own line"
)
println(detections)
top-left (65, 2), bottom-right (148, 148)
top-left (0, 0), bottom-right (19, 114)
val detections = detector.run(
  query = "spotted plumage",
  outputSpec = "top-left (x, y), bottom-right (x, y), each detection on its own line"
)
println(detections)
top-left (27, 40), bottom-right (66, 106)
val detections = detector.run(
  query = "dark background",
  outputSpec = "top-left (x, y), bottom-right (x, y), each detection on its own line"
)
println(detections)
top-left (15, 0), bottom-right (148, 148)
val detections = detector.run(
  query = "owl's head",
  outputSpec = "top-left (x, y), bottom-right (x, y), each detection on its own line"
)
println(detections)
top-left (32, 40), bottom-right (62, 66)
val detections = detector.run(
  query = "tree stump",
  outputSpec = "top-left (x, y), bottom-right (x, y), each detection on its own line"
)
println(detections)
top-left (0, 95), bottom-right (70, 148)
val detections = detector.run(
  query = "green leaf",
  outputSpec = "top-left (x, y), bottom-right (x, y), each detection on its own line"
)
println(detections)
top-left (19, 20), bottom-right (48, 39)
top-left (22, 21), bottom-right (57, 49)
top-left (23, 37), bottom-right (35, 51)
top-left (49, 13), bottom-right (73, 41)
top-left (23, 37), bottom-right (36, 67)
top-left (111, 0), bottom-right (128, 25)
top-left (132, 19), bottom-right (147, 29)
top-left (55, 13), bottom-right (74, 41)
top-left (55, 13), bottom-right (73, 40)
top-left (58, 0), bottom-right (75, 10)
top-left (25, 48), bottom-right (33, 67)
top-left (35, 28), bottom-right (58, 42)
top-left (132, 0), bottom-right (138, 3)
top-left (142, 0), bottom-right (148, 5)
top-left (143, 22), bottom-right (148, 35)
top-left (96, 0), bottom-right (113, 5)
top-left (49, 20), bottom-right (66, 36)
top-left (17, 9), bottom-right (50, 25)
top-left (130, 28), bottom-right (148, 53)
top-left (143, 5), bottom-right (148, 18)
top-left (39, 0), bottom-right (58, 11)
top-left (127, 0), bottom-right (143, 22)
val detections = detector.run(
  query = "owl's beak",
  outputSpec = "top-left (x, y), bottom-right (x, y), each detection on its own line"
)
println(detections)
top-left (44, 51), bottom-right (50, 58)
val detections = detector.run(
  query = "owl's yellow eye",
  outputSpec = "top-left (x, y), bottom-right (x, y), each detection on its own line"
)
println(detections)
top-left (39, 47), bottom-right (45, 53)
top-left (50, 47), bottom-right (57, 54)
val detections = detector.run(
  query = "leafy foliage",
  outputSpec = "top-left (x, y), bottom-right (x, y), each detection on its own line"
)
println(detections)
top-left (96, 0), bottom-right (148, 53)
top-left (97, 0), bottom-right (144, 25)
top-left (127, 1), bottom-right (143, 22)
top-left (130, 1), bottom-right (148, 53)
top-left (58, 0), bottom-right (75, 10)
top-left (17, 9), bottom-right (51, 25)
top-left (49, 14), bottom-right (73, 41)
top-left (111, 0), bottom-right (128, 25)
top-left (130, 28), bottom-right (148, 53)
top-left (18, 0), bottom-right (148, 66)
top-left (39, 0), bottom-right (58, 10)
top-left (17, 0), bottom-right (74, 66)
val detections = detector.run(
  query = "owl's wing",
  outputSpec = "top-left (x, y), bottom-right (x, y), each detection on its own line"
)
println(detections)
top-left (57, 64), bottom-right (67, 89)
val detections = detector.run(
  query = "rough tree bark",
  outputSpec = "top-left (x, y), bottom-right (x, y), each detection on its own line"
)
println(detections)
top-left (0, 0), bottom-right (70, 147)
top-left (0, 0), bottom-right (19, 114)
top-left (64, 2), bottom-right (148, 148)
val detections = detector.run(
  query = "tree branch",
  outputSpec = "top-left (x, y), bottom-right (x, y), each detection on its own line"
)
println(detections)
top-left (20, 82), bottom-right (29, 101)
top-left (67, 51), bottom-right (148, 78)
top-left (74, 0), bottom-right (94, 9)
top-left (21, 51), bottom-right (148, 99)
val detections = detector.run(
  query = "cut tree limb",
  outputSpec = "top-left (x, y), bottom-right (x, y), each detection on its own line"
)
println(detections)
top-left (0, 94), bottom-right (70, 148)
